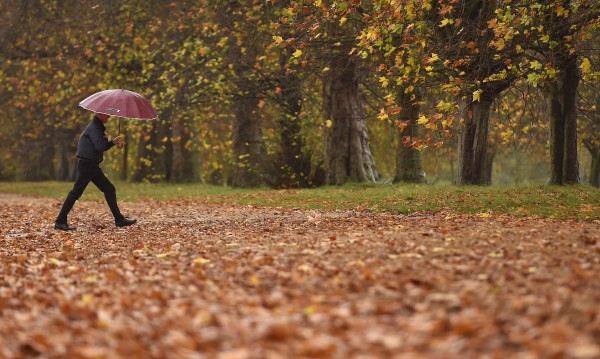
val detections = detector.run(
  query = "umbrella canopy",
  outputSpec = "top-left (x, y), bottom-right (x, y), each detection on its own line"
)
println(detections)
top-left (79, 89), bottom-right (158, 120)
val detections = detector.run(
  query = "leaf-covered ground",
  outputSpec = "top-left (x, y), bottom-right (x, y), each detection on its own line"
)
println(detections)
top-left (1, 194), bottom-right (599, 358)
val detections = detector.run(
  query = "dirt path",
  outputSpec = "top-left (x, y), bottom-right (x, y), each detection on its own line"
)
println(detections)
top-left (1, 195), bottom-right (599, 358)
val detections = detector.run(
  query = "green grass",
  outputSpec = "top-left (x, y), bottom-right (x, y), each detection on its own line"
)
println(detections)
top-left (1, 181), bottom-right (598, 221)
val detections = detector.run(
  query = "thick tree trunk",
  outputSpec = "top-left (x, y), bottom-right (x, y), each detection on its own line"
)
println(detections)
top-left (395, 139), bottom-right (426, 183)
top-left (457, 98), bottom-right (493, 185)
top-left (394, 94), bottom-right (425, 183)
top-left (545, 55), bottom-right (580, 185)
top-left (18, 136), bottom-right (55, 181)
top-left (275, 67), bottom-right (313, 188)
top-left (323, 50), bottom-right (379, 185)
top-left (170, 116), bottom-right (195, 182)
top-left (132, 130), bottom-right (150, 182)
top-left (483, 149), bottom-right (495, 185)
top-left (132, 119), bottom-right (168, 182)
top-left (590, 152), bottom-right (600, 187)
top-left (585, 140), bottom-right (600, 187)
top-left (168, 80), bottom-right (195, 183)
top-left (229, 94), bottom-right (266, 187)
top-left (220, 1), bottom-right (266, 188)
top-left (56, 129), bottom-right (78, 181)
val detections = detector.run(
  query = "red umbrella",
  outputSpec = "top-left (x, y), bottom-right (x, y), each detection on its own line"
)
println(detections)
top-left (79, 89), bottom-right (158, 120)
top-left (79, 89), bottom-right (158, 149)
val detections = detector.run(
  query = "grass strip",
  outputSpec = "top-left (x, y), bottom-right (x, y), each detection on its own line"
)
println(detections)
top-left (0, 181), bottom-right (598, 221)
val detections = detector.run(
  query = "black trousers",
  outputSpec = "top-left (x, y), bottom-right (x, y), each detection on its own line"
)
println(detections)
top-left (56, 159), bottom-right (124, 224)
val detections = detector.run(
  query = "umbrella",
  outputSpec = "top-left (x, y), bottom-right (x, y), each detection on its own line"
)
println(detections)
top-left (79, 89), bottom-right (158, 120)
top-left (79, 89), bottom-right (158, 148)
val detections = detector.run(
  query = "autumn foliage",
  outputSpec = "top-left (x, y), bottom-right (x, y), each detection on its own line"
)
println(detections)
top-left (0, 0), bottom-right (598, 186)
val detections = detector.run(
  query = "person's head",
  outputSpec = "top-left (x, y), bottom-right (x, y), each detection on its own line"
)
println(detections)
top-left (95, 113), bottom-right (110, 123)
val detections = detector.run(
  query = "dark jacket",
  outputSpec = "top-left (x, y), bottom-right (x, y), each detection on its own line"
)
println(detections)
top-left (76, 116), bottom-right (114, 164)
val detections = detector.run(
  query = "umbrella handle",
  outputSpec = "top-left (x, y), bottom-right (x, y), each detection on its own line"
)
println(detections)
top-left (116, 119), bottom-right (124, 149)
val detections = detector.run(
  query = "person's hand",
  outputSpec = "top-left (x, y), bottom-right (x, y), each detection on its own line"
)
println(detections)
top-left (113, 136), bottom-right (124, 149)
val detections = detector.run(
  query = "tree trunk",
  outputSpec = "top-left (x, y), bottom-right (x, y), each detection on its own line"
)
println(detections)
top-left (275, 67), bottom-right (313, 188)
top-left (132, 129), bottom-right (150, 182)
top-left (545, 55), bottom-right (580, 185)
top-left (229, 93), bottom-right (266, 187)
top-left (170, 116), bottom-right (195, 182)
top-left (132, 119), bottom-right (168, 182)
top-left (323, 49), bottom-right (379, 185)
top-left (585, 140), bottom-right (600, 187)
top-left (394, 93), bottom-right (425, 183)
top-left (590, 151), bottom-right (600, 187)
top-left (56, 129), bottom-right (78, 181)
top-left (483, 149), bottom-right (495, 185)
top-left (457, 98), bottom-right (493, 185)
top-left (16, 133), bottom-right (54, 181)
top-left (219, 1), bottom-right (266, 188)
top-left (168, 80), bottom-right (196, 182)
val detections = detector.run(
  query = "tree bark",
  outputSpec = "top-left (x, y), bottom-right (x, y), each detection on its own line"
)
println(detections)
top-left (229, 93), bottom-right (266, 187)
top-left (275, 63), bottom-right (313, 188)
top-left (170, 116), bottom-right (194, 182)
top-left (168, 80), bottom-right (196, 182)
top-left (132, 119), bottom-right (168, 182)
top-left (18, 136), bottom-right (55, 181)
top-left (545, 55), bottom-right (580, 185)
top-left (483, 149), bottom-right (495, 185)
top-left (457, 98), bottom-right (493, 185)
top-left (220, 1), bottom-right (266, 188)
top-left (131, 130), bottom-right (150, 182)
top-left (323, 48), bottom-right (379, 185)
top-left (590, 151), bottom-right (600, 187)
top-left (56, 129), bottom-right (78, 181)
top-left (394, 94), bottom-right (425, 183)
top-left (584, 140), bottom-right (600, 187)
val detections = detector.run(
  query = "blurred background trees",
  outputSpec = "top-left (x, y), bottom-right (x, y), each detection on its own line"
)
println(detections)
top-left (0, 0), bottom-right (598, 187)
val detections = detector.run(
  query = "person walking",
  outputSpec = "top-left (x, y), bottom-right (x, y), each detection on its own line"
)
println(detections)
top-left (54, 113), bottom-right (136, 231)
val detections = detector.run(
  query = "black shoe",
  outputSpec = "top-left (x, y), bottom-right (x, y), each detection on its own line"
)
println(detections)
top-left (116, 217), bottom-right (137, 227)
top-left (54, 222), bottom-right (76, 231)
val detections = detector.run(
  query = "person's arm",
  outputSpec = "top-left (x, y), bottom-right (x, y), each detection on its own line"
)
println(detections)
top-left (88, 126), bottom-right (114, 152)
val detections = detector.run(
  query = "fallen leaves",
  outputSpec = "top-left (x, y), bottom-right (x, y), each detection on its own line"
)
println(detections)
top-left (0, 195), bottom-right (599, 358)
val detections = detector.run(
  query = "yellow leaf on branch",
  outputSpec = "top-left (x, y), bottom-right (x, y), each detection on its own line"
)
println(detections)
top-left (377, 110), bottom-right (388, 121)
top-left (580, 58), bottom-right (591, 74)
top-left (379, 76), bottom-right (389, 87)
top-left (439, 18), bottom-right (452, 27)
